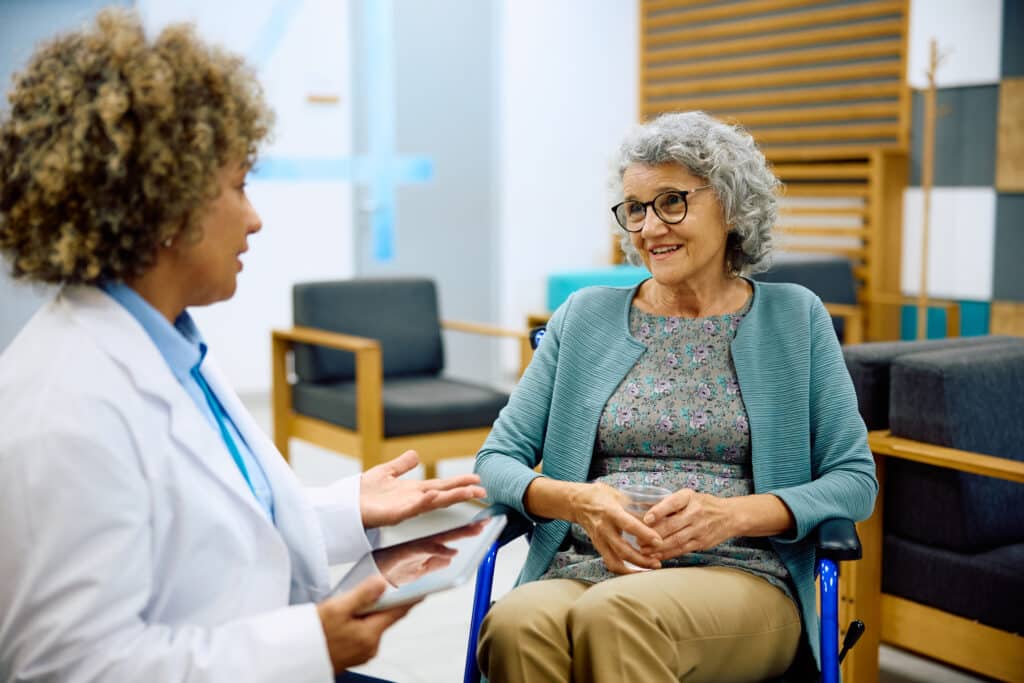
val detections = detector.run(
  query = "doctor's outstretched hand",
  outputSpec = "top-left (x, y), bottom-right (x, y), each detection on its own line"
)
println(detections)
top-left (360, 450), bottom-right (486, 528)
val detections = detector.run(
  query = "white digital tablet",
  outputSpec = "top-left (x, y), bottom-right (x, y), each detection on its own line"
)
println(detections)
top-left (331, 510), bottom-right (507, 614)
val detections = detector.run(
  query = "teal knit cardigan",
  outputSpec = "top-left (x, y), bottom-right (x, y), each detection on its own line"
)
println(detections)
top-left (474, 279), bottom-right (878, 668)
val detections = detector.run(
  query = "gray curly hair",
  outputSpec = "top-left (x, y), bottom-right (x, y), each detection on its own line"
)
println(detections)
top-left (611, 111), bottom-right (779, 276)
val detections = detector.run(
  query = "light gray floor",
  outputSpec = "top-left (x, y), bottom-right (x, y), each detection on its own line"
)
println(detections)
top-left (243, 395), bottom-right (987, 682)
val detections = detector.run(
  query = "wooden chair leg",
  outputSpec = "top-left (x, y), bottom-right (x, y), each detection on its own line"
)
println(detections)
top-left (271, 334), bottom-right (293, 463)
top-left (422, 462), bottom-right (437, 481)
top-left (362, 439), bottom-right (383, 471)
top-left (274, 433), bottom-right (291, 463)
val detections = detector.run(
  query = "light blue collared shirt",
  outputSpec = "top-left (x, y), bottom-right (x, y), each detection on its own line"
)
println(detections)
top-left (101, 283), bottom-right (275, 522)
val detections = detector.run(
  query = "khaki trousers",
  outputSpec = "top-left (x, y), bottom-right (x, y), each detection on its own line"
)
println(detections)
top-left (478, 566), bottom-right (801, 683)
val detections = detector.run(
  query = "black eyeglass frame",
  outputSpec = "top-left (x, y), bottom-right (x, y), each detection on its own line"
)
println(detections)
top-left (610, 185), bottom-right (713, 232)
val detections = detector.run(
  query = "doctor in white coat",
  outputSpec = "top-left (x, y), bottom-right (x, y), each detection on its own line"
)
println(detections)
top-left (0, 10), bottom-right (484, 683)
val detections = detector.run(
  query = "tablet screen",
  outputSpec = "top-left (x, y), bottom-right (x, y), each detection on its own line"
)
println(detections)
top-left (331, 511), bottom-right (507, 613)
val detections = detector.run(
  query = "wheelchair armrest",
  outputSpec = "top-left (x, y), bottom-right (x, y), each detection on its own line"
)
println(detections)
top-left (815, 518), bottom-right (862, 562)
top-left (473, 504), bottom-right (533, 548)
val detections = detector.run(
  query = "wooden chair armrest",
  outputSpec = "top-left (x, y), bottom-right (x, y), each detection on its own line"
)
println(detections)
top-left (272, 326), bottom-right (380, 352)
top-left (869, 430), bottom-right (1024, 483)
top-left (822, 302), bottom-right (864, 344)
top-left (270, 327), bottom-right (384, 455)
top-left (442, 319), bottom-right (529, 341)
top-left (526, 312), bottom-right (552, 329)
top-left (442, 319), bottom-right (535, 377)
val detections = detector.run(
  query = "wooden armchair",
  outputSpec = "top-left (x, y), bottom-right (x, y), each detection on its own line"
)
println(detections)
top-left (271, 278), bottom-right (530, 479)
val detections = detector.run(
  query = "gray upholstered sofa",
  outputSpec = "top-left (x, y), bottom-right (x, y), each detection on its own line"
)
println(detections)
top-left (842, 335), bottom-right (1024, 682)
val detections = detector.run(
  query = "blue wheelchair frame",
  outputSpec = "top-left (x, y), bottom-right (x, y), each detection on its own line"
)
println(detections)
top-left (463, 511), bottom-right (863, 683)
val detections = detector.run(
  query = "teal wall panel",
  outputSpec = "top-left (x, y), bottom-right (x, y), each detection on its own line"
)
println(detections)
top-left (900, 301), bottom-right (991, 340)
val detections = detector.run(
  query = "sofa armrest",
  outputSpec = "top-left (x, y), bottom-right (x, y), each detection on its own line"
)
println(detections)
top-left (868, 430), bottom-right (1024, 483)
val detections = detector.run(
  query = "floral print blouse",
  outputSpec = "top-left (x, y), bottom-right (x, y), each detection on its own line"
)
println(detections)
top-left (540, 298), bottom-right (793, 600)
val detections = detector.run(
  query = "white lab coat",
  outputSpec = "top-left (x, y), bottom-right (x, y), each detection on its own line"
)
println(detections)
top-left (0, 287), bottom-right (373, 682)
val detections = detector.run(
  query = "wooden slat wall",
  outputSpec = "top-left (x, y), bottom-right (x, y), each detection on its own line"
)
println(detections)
top-left (639, 0), bottom-right (911, 339)
top-left (641, 0), bottom-right (910, 154)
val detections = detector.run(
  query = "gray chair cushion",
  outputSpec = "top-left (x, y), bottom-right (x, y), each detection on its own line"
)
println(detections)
top-left (752, 254), bottom-right (856, 341)
top-left (883, 534), bottom-right (1024, 633)
top-left (842, 336), bottom-right (1017, 430)
top-left (292, 376), bottom-right (509, 438)
top-left (753, 254), bottom-right (857, 304)
top-left (293, 279), bottom-right (444, 383)
top-left (885, 341), bottom-right (1024, 551)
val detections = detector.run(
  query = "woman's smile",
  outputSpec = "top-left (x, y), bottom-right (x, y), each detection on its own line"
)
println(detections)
top-left (648, 243), bottom-right (683, 260)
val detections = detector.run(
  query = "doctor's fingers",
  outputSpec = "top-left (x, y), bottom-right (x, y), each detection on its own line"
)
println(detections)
top-left (329, 576), bottom-right (389, 616)
top-left (361, 601), bottom-right (417, 633)
top-left (418, 485), bottom-right (487, 510)
top-left (374, 450), bottom-right (421, 478)
top-left (420, 472), bottom-right (482, 490)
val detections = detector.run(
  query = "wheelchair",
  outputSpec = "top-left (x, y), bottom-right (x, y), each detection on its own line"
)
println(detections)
top-left (463, 326), bottom-right (865, 683)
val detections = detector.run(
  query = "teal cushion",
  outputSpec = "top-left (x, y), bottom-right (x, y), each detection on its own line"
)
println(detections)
top-left (546, 266), bottom-right (649, 310)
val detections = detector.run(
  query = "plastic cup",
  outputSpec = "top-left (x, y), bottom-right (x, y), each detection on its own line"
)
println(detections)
top-left (617, 484), bottom-right (671, 570)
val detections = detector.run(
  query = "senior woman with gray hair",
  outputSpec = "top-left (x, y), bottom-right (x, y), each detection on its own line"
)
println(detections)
top-left (474, 111), bottom-right (877, 682)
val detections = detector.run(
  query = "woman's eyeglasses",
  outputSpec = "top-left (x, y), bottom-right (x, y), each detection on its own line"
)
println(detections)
top-left (610, 186), bottom-right (712, 232)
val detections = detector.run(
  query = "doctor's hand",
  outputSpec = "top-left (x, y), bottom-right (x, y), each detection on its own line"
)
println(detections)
top-left (360, 450), bottom-right (486, 529)
top-left (569, 482), bottom-right (662, 574)
top-left (317, 576), bottom-right (417, 673)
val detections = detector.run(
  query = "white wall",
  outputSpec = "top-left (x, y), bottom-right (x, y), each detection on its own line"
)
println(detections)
top-left (496, 0), bottom-right (638, 372)
top-left (138, 0), bottom-right (356, 394)
top-left (901, 0), bottom-right (1005, 303)
top-left (906, 0), bottom-right (1003, 89)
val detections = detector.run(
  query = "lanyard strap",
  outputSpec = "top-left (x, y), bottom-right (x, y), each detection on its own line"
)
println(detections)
top-left (191, 367), bottom-right (256, 497)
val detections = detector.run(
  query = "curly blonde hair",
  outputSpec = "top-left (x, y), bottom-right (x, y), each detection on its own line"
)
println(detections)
top-left (0, 8), bottom-right (273, 284)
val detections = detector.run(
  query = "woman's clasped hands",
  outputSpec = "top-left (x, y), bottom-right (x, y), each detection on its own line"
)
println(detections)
top-left (570, 483), bottom-right (739, 574)
top-left (640, 488), bottom-right (740, 561)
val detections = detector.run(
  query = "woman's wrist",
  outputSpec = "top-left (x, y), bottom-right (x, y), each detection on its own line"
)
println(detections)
top-left (524, 477), bottom-right (588, 523)
top-left (727, 493), bottom-right (794, 538)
